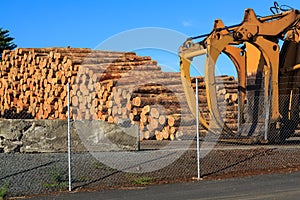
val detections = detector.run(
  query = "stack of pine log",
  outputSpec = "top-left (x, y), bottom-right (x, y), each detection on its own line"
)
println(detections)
top-left (0, 47), bottom-right (239, 140)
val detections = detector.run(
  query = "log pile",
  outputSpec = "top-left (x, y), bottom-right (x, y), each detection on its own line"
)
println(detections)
top-left (0, 47), bottom-right (239, 140)
top-left (0, 48), bottom-right (92, 119)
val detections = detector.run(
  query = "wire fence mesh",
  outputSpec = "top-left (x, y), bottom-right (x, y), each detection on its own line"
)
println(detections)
top-left (1, 79), bottom-right (300, 198)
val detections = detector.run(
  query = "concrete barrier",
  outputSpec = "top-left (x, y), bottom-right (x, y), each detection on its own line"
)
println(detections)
top-left (0, 119), bottom-right (139, 153)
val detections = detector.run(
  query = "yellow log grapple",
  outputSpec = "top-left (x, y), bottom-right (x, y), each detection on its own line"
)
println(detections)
top-left (179, 2), bottom-right (300, 143)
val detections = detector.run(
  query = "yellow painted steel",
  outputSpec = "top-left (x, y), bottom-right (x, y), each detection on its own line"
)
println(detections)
top-left (204, 35), bottom-right (236, 135)
top-left (180, 51), bottom-right (210, 130)
top-left (179, 5), bottom-right (300, 142)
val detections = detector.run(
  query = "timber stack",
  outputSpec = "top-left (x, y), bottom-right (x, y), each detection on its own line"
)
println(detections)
top-left (0, 47), bottom-right (239, 140)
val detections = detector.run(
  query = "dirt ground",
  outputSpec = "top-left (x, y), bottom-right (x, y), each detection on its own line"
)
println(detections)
top-left (2, 139), bottom-right (300, 199)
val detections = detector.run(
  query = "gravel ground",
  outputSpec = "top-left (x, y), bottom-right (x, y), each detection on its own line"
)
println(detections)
top-left (1, 140), bottom-right (300, 198)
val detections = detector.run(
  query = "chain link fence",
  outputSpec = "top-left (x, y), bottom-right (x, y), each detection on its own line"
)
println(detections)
top-left (1, 80), bottom-right (300, 199)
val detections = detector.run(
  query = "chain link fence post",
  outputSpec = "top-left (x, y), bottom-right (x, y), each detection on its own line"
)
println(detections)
top-left (196, 78), bottom-right (201, 180)
top-left (67, 82), bottom-right (72, 191)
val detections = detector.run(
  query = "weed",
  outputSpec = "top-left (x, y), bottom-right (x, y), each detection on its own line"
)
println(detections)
top-left (131, 176), bottom-right (156, 185)
top-left (43, 182), bottom-right (68, 190)
top-left (43, 166), bottom-right (67, 190)
top-left (77, 175), bottom-right (89, 182)
top-left (0, 182), bottom-right (9, 200)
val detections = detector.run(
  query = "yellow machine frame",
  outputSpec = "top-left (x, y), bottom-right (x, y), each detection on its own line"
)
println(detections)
top-left (180, 4), bottom-right (300, 143)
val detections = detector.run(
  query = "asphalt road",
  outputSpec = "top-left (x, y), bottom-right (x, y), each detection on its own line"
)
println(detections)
top-left (26, 171), bottom-right (300, 200)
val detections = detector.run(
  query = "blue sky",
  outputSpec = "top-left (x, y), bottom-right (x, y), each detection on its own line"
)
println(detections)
top-left (1, 0), bottom-right (299, 76)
